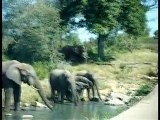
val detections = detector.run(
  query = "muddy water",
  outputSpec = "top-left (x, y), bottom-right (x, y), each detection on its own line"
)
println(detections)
top-left (2, 102), bottom-right (127, 120)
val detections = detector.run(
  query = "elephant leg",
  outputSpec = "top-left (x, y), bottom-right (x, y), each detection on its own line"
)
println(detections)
top-left (92, 86), bottom-right (95, 98)
top-left (13, 84), bottom-right (21, 111)
top-left (76, 92), bottom-right (80, 102)
top-left (4, 88), bottom-right (13, 112)
top-left (87, 88), bottom-right (91, 100)
top-left (65, 90), bottom-right (72, 102)
top-left (79, 90), bottom-right (83, 98)
top-left (51, 88), bottom-right (56, 102)
top-left (60, 90), bottom-right (64, 104)
top-left (57, 91), bottom-right (62, 103)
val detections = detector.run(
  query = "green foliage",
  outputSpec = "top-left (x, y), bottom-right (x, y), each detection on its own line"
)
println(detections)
top-left (83, 40), bottom-right (96, 61)
top-left (2, 36), bottom-right (14, 54)
top-left (153, 30), bottom-right (158, 39)
top-left (119, 0), bottom-right (147, 36)
top-left (128, 96), bottom-right (143, 106)
top-left (140, 36), bottom-right (158, 52)
top-left (63, 33), bottom-right (81, 46)
top-left (84, 0), bottom-right (121, 34)
top-left (113, 34), bottom-right (141, 52)
top-left (32, 62), bottom-right (49, 80)
top-left (3, 1), bottom-right (63, 63)
top-left (12, 29), bottom-right (50, 62)
top-left (2, 54), bottom-right (9, 61)
top-left (135, 84), bottom-right (153, 96)
top-left (58, 0), bottom-right (148, 60)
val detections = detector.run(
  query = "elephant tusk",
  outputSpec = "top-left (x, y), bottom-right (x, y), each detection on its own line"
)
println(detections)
top-left (31, 86), bottom-right (39, 91)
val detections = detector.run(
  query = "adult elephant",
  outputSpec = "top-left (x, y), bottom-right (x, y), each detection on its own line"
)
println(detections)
top-left (49, 69), bottom-right (79, 106)
top-left (2, 60), bottom-right (20, 75)
top-left (2, 61), bottom-right (53, 112)
top-left (75, 71), bottom-right (102, 100)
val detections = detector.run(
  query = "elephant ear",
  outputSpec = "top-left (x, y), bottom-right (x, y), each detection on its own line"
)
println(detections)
top-left (5, 64), bottom-right (22, 85)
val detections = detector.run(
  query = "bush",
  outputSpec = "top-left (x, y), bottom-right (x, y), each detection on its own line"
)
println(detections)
top-left (2, 54), bottom-right (9, 61)
top-left (135, 84), bottom-right (152, 96)
top-left (32, 62), bottom-right (49, 80)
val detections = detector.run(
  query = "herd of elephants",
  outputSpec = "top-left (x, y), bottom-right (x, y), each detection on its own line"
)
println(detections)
top-left (2, 60), bottom-right (102, 112)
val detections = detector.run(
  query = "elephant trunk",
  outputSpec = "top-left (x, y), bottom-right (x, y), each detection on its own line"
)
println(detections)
top-left (95, 81), bottom-right (102, 101)
top-left (34, 80), bottom-right (53, 110)
top-left (70, 82), bottom-right (78, 106)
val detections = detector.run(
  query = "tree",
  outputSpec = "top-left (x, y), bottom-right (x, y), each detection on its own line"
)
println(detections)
top-left (154, 30), bottom-right (158, 39)
top-left (83, 0), bottom-right (121, 60)
top-left (3, 1), bottom-right (63, 63)
top-left (118, 0), bottom-right (147, 36)
top-left (63, 33), bottom-right (81, 45)
top-left (57, 0), bottom-right (149, 60)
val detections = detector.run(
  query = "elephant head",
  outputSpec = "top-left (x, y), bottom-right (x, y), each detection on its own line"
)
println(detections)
top-left (60, 70), bottom-right (79, 105)
top-left (76, 81), bottom-right (89, 95)
top-left (5, 63), bottom-right (53, 110)
top-left (2, 60), bottom-right (20, 75)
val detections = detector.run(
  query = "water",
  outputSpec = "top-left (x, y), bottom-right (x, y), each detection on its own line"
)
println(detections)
top-left (2, 102), bottom-right (127, 120)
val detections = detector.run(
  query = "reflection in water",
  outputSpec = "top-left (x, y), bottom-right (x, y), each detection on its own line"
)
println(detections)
top-left (2, 102), bottom-right (127, 120)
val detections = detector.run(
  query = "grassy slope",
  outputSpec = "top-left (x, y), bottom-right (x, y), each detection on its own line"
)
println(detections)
top-left (2, 48), bottom-right (158, 105)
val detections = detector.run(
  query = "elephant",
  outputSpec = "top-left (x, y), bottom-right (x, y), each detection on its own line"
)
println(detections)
top-left (65, 81), bottom-right (90, 102)
top-left (49, 69), bottom-right (79, 106)
top-left (75, 71), bottom-right (102, 100)
top-left (76, 81), bottom-right (89, 95)
top-left (74, 76), bottom-right (93, 99)
top-left (2, 61), bottom-right (53, 112)
top-left (2, 60), bottom-right (20, 75)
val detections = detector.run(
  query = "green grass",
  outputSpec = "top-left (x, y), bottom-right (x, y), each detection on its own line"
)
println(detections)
top-left (2, 45), bottom-right (158, 106)
top-left (135, 84), bottom-right (153, 96)
top-left (32, 62), bottom-right (50, 80)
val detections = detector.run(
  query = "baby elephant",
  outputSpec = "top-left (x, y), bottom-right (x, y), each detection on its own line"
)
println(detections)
top-left (49, 69), bottom-right (79, 106)
top-left (65, 76), bottom-right (93, 101)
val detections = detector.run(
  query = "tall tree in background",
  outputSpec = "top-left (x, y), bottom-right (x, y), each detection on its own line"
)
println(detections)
top-left (83, 0), bottom-right (121, 60)
top-left (57, 0), bottom-right (150, 60)
top-left (2, 0), bottom-right (63, 63)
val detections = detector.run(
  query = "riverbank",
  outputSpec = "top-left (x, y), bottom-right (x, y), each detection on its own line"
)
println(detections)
top-left (2, 49), bottom-right (158, 107)
top-left (110, 84), bottom-right (158, 120)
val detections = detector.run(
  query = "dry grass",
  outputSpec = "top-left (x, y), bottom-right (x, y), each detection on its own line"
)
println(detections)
top-left (2, 49), bottom-right (158, 104)
top-left (66, 49), bottom-right (158, 95)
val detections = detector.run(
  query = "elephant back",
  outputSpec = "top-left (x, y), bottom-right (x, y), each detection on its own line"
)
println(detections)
top-left (2, 60), bottom-right (20, 75)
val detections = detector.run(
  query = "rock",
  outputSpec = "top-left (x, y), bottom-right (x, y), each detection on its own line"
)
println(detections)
top-left (100, 95), bottom-right (106, 101)
top-left (32, 102), bottom-right (47, 108)
top-left (80, 98), bottom-right (86, 101)
top-left (107, 92), bottom-right (131, 104)
top-left (89, 97), bottom-right (100, 102)
top-left (104, 97), bottom-right (111, 102)
top-left (123, 96), bottom-right (131, 104)
top-left (104, 99), bottom-right (125, 106)
top-left (5, 113), bottom-right (12, 116)
top-left (23, 103), bottom-right (30, 107)
top-left (127, 90), bottom-right (136, 96)
top-left (22, 115), bottom-right (34, 119)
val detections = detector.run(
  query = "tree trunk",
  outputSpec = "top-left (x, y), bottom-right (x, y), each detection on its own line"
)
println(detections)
top-left (97, 34), bottom-right (105, 60)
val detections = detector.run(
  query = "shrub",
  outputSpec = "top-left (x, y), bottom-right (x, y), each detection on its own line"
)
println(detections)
top-left (2, 54), bottom-right (9, 61)
top-left (135, 84), bottom-right (152, 96)
top-left (32, 62), bottom-right (49, 80)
